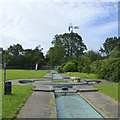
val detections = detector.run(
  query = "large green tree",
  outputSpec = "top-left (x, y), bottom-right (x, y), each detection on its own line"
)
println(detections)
top-left (3, 44), bottom-right (24, 68)
top-left (46, 46), bottom-right (65, 66)
top-left (84, 50), bottom-right (102, 62)
top-left (3, 44), bottom-right (45, 69)
top-left (99, 37), bottom-right (120, 56)
top-left (23, 45), bottom-right (45, 66)
top-left (48, 33), bottom-right (87, 65)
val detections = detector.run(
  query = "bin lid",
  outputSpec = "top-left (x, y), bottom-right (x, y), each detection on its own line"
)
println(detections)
top-left (5, 81), bottom-right (11, 85)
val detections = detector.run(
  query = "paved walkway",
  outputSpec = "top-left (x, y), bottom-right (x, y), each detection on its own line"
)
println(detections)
top-left (75, 85), bottom-right (118, 118)
top-left (16, 86), bottom-right (57, 119)
top-left (83, 92), bottom-right (118, 118)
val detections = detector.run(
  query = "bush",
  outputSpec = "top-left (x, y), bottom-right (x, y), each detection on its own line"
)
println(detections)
top-left (91, 58), bottom-right (120, 82)
top-left (78, 56), bottom-right (91, 73)
top-left (63, 62), bottom-right (77, 72)
top-left (61, 63), bottom-right (66, 67)
top-left (57, 66), bottom-right (63, 73)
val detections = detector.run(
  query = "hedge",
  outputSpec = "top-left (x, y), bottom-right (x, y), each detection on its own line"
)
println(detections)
top-left (91, 58), bottom-right (120, 82)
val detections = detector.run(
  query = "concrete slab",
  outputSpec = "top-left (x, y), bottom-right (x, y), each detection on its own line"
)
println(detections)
top-left (60, 73), bottom-right (70, 79)
top-left (84, 79), bottom-right (101, 84)
top-left (43, 73), bottom-right (52, 79)
top-left (33, 85), bottom-right (54, 92)
top-left (55, 90), bottom-right (77, 93)
top-left (73, 85), bottom-right (98, 92)
top-left (16, 91), bottom-right (57, 118)
top-left (78, 92), bottom-right (118, 118)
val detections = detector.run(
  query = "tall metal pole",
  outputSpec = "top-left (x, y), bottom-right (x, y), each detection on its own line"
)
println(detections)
top-left (4, 62), bottom-right (6, 95)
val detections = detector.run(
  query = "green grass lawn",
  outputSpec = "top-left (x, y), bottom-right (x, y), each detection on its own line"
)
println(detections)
top-left (93, 83), bottom-right (119, 101)
top-left (65, 72), bottom-right (99, 79)
top-left (2, 85), bottom-right (35, 119)
top-left (1, 70), bottom-right (50, 119)
top-left (2, 69), bottom-right (50, 80)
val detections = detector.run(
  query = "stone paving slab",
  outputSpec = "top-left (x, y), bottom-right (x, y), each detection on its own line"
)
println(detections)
top-left (43, 73), bottom-right (52, 79)
top-left (73, 85), bottom-right (98, 92)
top-left (79, 91), bottom-right (118, 118)
top-left (35, 81), bottom-right (86, 85)
top-left (16, 91), bottom-right (57, 119)
top-left (83, 79), bottom-right (115, 85)
top-left (33, 85), bottom-right (54, 92)
top-left (55, 90), bottom-right (77, 93)
top-left (60, 73), bottom-right (70, 79)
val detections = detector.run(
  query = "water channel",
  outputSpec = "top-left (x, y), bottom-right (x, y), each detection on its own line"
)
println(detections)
top-left (19, 73), bottom-right (104, 119)
top-left (55, 93), bottom-right (103, 118)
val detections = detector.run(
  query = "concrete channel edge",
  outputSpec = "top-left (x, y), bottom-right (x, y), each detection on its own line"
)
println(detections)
top-left (77, 92), bottom-right (106, 119)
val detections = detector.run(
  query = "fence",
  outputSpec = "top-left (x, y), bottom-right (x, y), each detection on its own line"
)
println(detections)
top-left (6, 65), bottom-right (58, 70)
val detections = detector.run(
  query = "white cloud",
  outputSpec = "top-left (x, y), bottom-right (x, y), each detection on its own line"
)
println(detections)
top-left (0, 0), bottom-right (119, 3)
top-left (0, 1), bottom-right (118, 55)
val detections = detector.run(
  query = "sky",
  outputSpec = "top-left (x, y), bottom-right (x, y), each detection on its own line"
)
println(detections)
top-left (0, 0), bottom-right (119, 55)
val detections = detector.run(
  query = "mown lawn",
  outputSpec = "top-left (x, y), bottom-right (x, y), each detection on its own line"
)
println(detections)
top-left (2, 69), bottom-right (50, 80)
top-left (93, 83), bottom-right (119, 101)
top-left (65, 72), bottom-right (99, 79)
top-left (2, 85), bottom-right (35, 119)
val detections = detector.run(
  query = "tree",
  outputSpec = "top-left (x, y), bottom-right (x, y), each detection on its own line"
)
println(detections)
top-left (3, 44), bottom-right (45, 69)
top-left (110, 48), bottom-right (120, 58)
top-left (46, 46), bottom-right (65, 66)
top-left (99, 37), bottom-right (120, 56)
top-left (23, 45), bottom-right (45, 67)
top-left (84, 50), bottom-right (102, 62)
top-left (51, 33), bottom-right (87, 63)
top-left (3, 44), bottom-right (24, 68)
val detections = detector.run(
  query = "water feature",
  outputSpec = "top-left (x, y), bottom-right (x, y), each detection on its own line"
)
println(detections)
top-left (19, 81), bottom-right (100, 88)
top-left (52, 73), bottom-right (63, 80)
top-left (19, 80), bottom-right (33, 84)
top-left (18, 74), bottom-right (104, 118)
top-left (55, 92), bottom-right (104, 119)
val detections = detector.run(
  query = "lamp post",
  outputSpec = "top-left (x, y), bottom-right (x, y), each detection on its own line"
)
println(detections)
top-left (4, 62), bottom-right (6, 95)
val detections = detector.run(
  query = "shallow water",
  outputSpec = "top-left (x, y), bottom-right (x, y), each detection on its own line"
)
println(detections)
top-left (52, 73), bottom-right (63, 80)
top-left (55, 93), bottom-right (103, 118)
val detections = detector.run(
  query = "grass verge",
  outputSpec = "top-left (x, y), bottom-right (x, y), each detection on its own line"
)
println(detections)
top-left (2, 69), bottom-right (50, 80)
top-left (65, 72), bottom-right (99, 79)
top-left (93, 83), bottom-right (119, 101)
top-left (2, 85), bottom-right (35, 119)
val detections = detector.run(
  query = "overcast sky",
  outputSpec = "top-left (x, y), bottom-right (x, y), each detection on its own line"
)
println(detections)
top-left (0, 0), bottom-right (119, 55)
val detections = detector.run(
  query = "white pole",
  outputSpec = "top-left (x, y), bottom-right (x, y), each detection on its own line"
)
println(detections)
top-left (4, 62), bottom-right (6, 95)
top-left (35, 64), bottom-right (38, 71)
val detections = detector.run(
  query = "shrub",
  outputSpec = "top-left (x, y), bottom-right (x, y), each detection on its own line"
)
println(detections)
top-left (63, 62), bottom-right (77, 72)
top-left (61, 63), bottom-right (66, 67)
top-left (57, 66), bottom-right (63, 73)
top-left (91, 58), bottom-right (120, 82)
top-left (78, 56), bottom-right (91, 73)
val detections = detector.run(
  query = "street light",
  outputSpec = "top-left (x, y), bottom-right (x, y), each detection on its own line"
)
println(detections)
top-left (4, 62), bottom-right (6, 95)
